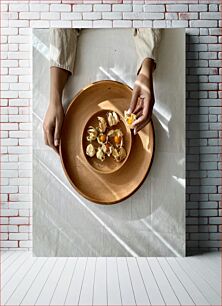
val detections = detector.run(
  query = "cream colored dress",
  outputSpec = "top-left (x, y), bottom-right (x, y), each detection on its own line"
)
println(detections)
top-left (50, 28), bottom-right (161, 75)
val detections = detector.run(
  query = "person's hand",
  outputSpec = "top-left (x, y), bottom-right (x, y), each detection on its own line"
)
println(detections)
top-left (43, 67), bottom-right (69, 154)
top-left (43, 100), bottom-right (64, 154)
top-left (128, 58), bottom-right (155, 135)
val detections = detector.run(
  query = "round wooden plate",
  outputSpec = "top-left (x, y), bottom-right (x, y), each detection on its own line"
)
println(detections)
top-left (82, 109), bottom-right (132, 175)
top-left (59, 80), bottom-right (155, 204)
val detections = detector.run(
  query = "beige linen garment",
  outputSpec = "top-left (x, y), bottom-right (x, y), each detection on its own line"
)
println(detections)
top-left (50, 28), bottom-right (161, 75)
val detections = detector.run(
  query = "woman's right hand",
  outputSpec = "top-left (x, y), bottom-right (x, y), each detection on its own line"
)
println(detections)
top-left (43, 100), bottom-right (64, 154)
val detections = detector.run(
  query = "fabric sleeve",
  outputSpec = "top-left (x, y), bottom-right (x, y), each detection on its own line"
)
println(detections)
top-left (133, 28), bottom-right (161, 75)
top-left (50, 28), bottom-right (79, 75)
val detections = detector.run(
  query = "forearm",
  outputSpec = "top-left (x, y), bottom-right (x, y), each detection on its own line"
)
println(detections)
top-left (50, 67), bottom-right (69, 105)
top-left (136, 58), bottom-right (155, 99)
top-left (140, 58), bottom-right (155, 78)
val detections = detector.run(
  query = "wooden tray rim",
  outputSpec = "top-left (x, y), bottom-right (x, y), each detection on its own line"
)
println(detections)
top-left (59, 79), bottom-right (155, 205)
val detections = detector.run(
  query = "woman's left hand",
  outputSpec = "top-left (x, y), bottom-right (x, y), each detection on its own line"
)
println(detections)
top-left (127, 58), bottom-right (155, 135)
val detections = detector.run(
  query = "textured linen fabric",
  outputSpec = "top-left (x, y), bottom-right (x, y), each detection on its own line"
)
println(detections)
top-left (133, 28), bottom-right (161, 74)
top-left (50, 28), bottom-right (79, 75)
top-left (50, 28), bottom-right (161, 75)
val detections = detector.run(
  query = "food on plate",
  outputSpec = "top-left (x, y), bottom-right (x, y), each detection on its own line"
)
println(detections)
top-left (101, 142), bottom-right (113, 157)
top-left (85, 111), bottom-right (128, 164)
top-left (96, 146), bottom-right (105, 162)
top-left (107, 111), bottom-right (119, 127)
top-left (97, 133), bottom-right (107, 144)
top-left (124, 111), bottom-right (136, 129)
top-left (107, 129), bottom-right (123, 147)
top-left (107, 129), bottom-right (114, 137)
top-left (86, 143), bottom-right (96, 157)
top-left (114, 136), bottom-right (121, 145)
top-left (86, 126), bottom-right (98, 142)
top-left (97, 116), bottom-right (107, 133)
top-left (112, 147), bottom-right (127, 163)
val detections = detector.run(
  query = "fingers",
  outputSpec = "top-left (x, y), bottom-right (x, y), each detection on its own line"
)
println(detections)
top-left (128, 87), bottom-right (139, 114)
top-left (54, 119), bottom-right (62, 153)
top-left (43, 125), bottom-right (58, 153)
top-left (132, 97), bottom-right (153, 134)
top-left (48, 127), bottom-right (58, 152)
top-left (133, 99), bottom-right (143, 114)
top-left (133, 109), bottom-right (142, 135)
top-left (132, 110), bottom-right (147, 128)
top-left (54, 120), bottom-right (62, 146)
top-left (133, 95), bottom-right (148, 123)
top-left (44, 130), bottom-right (49, 146)
top-left (134, 109), bottom-right (143, 119)
top-left (134, 118), bottom-right (151, 134)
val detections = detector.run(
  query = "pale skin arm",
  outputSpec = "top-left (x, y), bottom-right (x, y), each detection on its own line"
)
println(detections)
top-left (128, 57), bottom-right (155, 135)
top-left (43, 67), bottom-right (69, 154)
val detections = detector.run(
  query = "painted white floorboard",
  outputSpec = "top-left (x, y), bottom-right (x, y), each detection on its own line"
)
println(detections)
top-left (157, 258), bottom-right (195, 305)
top-left (1, 256), bottom-right (37, 305)
top-left (78, 257), bottom-right (96, 305)
top-left (195, 253), bottom-right (220, 274)
top-left (35, 258), bottom-right (67, 305)
top-left (1, 252), bottom-right (220, 306)
top-left (137, 257), bottom-right (165, 305)
top-left (64, 257), bottom-right (87, 305)
top-left (188, 256), bottom-right (220, 294)
top-left (196, 252), bottom-right (220, 273)
top-left (0, 251), bottom-right (14, 263)
top-left (2, 252), bottom-right (22, 273)
top-left (5, 257), bottom-right (47, 305)
top-left (127, 257), bottom-right (150, 305)
top-left (148, 258), bottom-right (179, 305)
top-left (93, 257), bottom-right (107, 305)
top-left (167, 257), bottom-right (209, 305)
top-left (176, 257), bottom-right (221, 305)
top-left (106, 258), bottom-right (122, 306)
top-left (20, 258), bottom-right (57, 305)
top-left (205, 251), bottom-right (220, 264)
top-left (117, 258), bottom-right (136, 305)
top-left (50, 257), bottom-right (78, 305)
top-left (1, 252), bottom-right (30, 289)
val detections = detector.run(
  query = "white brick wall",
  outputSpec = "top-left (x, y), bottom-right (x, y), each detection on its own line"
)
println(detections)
top-left (0, 0), bottom-right (221, 254)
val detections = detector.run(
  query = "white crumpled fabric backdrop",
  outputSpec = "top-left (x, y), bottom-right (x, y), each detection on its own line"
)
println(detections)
top-left (32, 28), bottom-right (185, 257)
